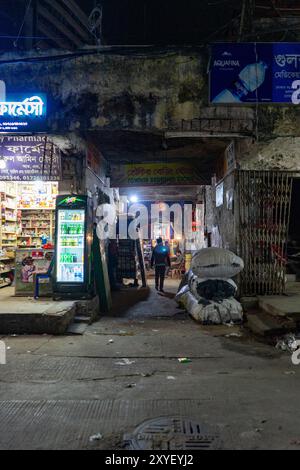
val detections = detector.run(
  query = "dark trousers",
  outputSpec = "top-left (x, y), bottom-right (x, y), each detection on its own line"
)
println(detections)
top-left (155, 265), bottom-right (166, 290)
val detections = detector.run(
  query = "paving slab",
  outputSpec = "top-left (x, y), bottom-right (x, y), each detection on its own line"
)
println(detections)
top-left (258, 295), bottom-right (300, 321)
top-left (0, 397), bottom-right (299, 450)
top-left (0, 293), bottom-right (77, 335)
top-left (246, 312), bottom-right (291, 336)
top-left (0, 280), bottom-right (299, 450)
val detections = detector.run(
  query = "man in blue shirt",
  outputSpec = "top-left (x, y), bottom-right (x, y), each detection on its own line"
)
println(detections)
top-left (151, 237), bottom-right (171, 292)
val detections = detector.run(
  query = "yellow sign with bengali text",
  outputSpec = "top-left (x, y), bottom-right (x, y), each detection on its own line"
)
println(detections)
top-left (111, 162), bottom-right (202, 187)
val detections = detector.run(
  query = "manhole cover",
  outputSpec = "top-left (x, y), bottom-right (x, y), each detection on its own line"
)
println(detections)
top-left (124, 416), bottom-right (222, 450)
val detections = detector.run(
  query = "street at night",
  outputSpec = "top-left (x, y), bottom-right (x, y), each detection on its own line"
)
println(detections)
top-left (0, 0), bottom-right (300, 455)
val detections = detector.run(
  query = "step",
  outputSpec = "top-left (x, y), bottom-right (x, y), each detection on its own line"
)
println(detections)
top-left (66, 323), bottom-right (88, 335)
top-left (246, 312), bottom-right (296, 337)
top-left (258, 295), bottom-right (300, 321)
top-left (73, 316), bottom-right (91, 324)
top-left (285, 274), bottom-right (297, 282)
top-left (240, 296), bottom-right (259, 311)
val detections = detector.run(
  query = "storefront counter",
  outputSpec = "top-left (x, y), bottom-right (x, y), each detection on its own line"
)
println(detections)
top-left (15, 248), bottom-right (54, 297)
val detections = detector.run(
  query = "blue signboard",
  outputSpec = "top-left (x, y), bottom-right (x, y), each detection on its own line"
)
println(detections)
top-left (0, 93), bottom-right (47, 132)
top-left (210, 43), bottom-right (300, 104)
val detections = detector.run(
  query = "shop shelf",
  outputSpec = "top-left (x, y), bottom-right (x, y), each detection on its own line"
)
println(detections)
top-left (60, 262), bottom-right (84, 265)
top-left (0, 269), bottom-right (15, 275)
top-left (0, 282), bottom-right (12, 288)
top-left (60, 234), bottom-right (83, 237)
top-left (59, 246), bottom-right (82, 249)
top-left (59, 221), bottom-right (83, 224)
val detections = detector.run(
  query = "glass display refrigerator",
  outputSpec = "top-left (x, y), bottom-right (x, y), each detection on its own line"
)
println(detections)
top-left (53, 195), bottom-right (93, 299)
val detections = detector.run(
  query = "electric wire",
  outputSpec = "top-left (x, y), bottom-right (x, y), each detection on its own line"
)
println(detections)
top-left (13, 0), bottom-right (33, 48)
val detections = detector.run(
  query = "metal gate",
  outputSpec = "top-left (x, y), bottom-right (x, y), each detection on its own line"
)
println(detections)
top-left (237, 170), bottom-right (293, 296)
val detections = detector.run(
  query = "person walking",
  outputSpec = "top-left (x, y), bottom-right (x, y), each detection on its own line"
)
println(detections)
top-left (151, 237), bottom-right (170, 293)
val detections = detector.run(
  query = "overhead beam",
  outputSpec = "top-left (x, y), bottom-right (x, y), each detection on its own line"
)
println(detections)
top-left (61, 0), bottom-right (91, 31)
top-left (43, 0), bottom-right (92, 42)
top-left (38, 20), bottom-right (71, 49)
top-left (37, 4), bottom-right (83, 48)
top-left (165, 131), bottom-right (251, 139)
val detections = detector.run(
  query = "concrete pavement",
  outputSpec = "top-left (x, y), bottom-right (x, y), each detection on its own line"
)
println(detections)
top-left (0, 279), bottom-right (299, 449)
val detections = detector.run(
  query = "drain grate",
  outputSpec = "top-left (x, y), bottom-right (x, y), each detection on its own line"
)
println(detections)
top-left (124, 416), bottom-right (222, 450)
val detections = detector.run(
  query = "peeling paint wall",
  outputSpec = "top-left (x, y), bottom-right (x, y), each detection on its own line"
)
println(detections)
top-left (238, 137), bottom-right (300, 171)
top-left (237, 103), bottom-right (300, 170)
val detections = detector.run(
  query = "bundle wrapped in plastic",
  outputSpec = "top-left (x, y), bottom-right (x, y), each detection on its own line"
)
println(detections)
top-left (178, 290), bottom-right (243, 325)
top-left (175, 248), bottom-right (244, 324)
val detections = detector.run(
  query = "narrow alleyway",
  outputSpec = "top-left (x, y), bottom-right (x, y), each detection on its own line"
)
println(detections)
top-left (0, 281), bottom-right (299, 450)
top-left (111, 279), bottom-right (181, 319)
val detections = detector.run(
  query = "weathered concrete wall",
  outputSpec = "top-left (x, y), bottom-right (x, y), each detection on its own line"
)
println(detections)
top-left (237, 103), bottom-right (300, 170)
top-left (2, 48), bottom-right (299, 172)
top-left (0, 49), bottom-right (208, 132)
top-left (238, 136), bottom-right (300, 171)
top-left (204, 173), bottom-right (237, 251)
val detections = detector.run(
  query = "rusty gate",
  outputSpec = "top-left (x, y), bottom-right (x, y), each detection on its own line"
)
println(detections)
top-left (237, 170), bottom-right (293, 296)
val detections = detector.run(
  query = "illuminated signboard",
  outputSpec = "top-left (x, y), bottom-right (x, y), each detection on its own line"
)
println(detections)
top-left (210, 43), bottom-right (300, 104)
top-left (0, 93), bottom-right (47, 133)
top-left (0, 135), bottom-right (61, 181)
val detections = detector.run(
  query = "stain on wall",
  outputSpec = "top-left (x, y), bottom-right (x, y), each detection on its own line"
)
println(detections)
top-left (0, 50), bottom-right (207, 132)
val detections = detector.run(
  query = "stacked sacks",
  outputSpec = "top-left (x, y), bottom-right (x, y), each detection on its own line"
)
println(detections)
top-left (176, 247), bottom-right (244, 324)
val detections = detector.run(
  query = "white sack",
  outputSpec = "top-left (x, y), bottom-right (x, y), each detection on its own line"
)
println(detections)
top-left (191, 247), bottom-right (244, 278)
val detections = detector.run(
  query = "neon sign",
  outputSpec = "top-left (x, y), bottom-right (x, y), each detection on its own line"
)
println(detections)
top-left (0, 93), bottom-right (47, 133)
top-left (0, 96), bottom-right (44, 117)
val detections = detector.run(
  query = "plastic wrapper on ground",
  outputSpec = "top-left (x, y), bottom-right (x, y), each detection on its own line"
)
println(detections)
top-left (275, 334), bottom-right (300, 353)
